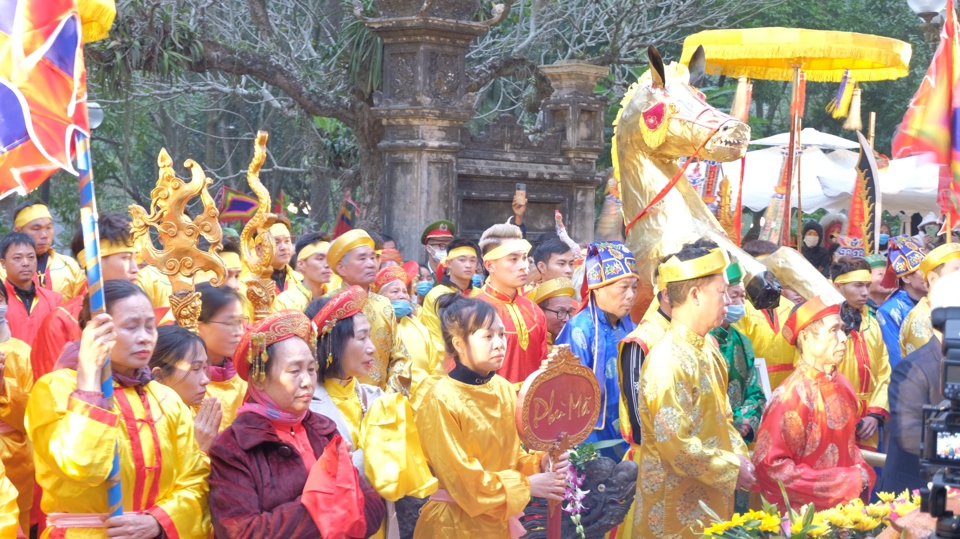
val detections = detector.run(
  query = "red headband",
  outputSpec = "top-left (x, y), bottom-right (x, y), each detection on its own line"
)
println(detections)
top-left (781, 296), bottom-right (841, 346)
top-left (373, 266), bottom-right (407, 294)
top-left (234, 311), bottom-right (313, 381)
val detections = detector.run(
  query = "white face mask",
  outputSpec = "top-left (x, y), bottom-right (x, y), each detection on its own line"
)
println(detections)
top-left (803, 235), bottom-right (819, 248)
top-left (0, 305), bottom-right (9, 326)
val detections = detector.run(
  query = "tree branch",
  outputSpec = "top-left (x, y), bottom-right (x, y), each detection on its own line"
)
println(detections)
top-left (465, 56), bottom-right (553, 105)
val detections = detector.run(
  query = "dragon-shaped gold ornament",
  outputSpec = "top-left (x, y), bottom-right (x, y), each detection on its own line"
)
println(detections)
top-left (240, 132), bottom-right (280, 322)
top-left (130, 149), bottom-right (227, 331)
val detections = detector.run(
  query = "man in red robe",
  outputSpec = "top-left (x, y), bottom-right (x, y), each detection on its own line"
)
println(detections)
top-left (752, 296), bottom-right (876, 511)
top-left (472, 223), bottom-right (547, 385)
top-left (0, 233), bottom-right (61, 346)
top-left (30, 213), bottom-right (140, 380)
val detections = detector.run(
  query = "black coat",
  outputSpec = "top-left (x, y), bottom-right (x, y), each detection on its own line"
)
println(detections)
top-left (209, 411), bottom-right (385, 539)
top-left (801, 221), bottom-right (832, 277)
top-left (880, 337), bottom-right (944, 494)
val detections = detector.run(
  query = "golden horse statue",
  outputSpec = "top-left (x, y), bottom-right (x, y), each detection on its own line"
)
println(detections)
top-left (130, 149), bottom-right (226, 330)
top-left (616, 46), bottom-right (841, 315)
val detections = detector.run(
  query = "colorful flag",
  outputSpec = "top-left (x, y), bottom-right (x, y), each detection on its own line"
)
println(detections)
top-left (0, 0), bottom-right (92, 196)
top-left (839, 131), bottom-right (882, 258)
top-left (218, 186), bottom-right (260, 222)
top-left (333, 196), bottom-right (360, 239)
top-left (892, 0), bottom-right (960, 225)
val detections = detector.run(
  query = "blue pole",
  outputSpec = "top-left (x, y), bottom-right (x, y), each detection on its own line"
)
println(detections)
top-left (74, 131), bottom-right (122, 517)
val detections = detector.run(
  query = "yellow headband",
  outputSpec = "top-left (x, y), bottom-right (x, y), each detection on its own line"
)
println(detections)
top-left (658, 248), bottom-right (729, 285)
top-left (77, 239), bottom-right (137, 270)
top-left (15, 204), bottom-right (52, 228)
top-left (269, 222), bottom-right (290, 238)
top-left (833, 270), bottom-right (872, 285)
top-left (527, 277), bottom-right (576, 303)
top-left (483, 239), bottom-right (531, 262)
top-left (297, 241), bottom-right (330, 264)
top-left (220, 252), bottom-right (242, 270)
top-left (447, 246), bottom-right (477, 260)
top-left (920, 243), bottom-right (960, 279)
top-left (328, 230), bottom-right (375, 271)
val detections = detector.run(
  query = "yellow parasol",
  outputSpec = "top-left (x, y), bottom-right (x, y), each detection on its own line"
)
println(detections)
top-left (679, 28), bottom-right (912, 82)
top-left (679, 28), bottom-right (912, 247)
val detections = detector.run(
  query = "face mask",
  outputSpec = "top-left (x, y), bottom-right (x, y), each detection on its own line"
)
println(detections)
top-left (879, 233), bottom-right (889, 247)
top-left (803, 235), bottom-right (819, 248)
top-left (429, 247), bottom-right (447, 262)
top-left (0, 305), bottom-right (8, 326)
top-left (926, 225), bottom-right (939, 237)
top-left (471, 274), bottom-right (484, 288)
top-left (724, 304), bottom-right (745, 325)
top-left (416, 280), bottom-right (433, 297)
top-left (391, 299), bottom-right (413, 319)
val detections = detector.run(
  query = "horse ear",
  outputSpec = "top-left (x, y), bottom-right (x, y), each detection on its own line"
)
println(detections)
top-left (648, 45), bottom-right (666, 88)
top-left (687, 45), bottom-right (706, 88)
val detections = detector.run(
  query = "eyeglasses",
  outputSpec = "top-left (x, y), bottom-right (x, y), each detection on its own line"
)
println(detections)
top-left (542, 308), bottom-right (576, 321)
top-left (207, 317), bottom-right (249, 331)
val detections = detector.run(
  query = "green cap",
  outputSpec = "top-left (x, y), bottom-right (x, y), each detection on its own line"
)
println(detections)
top-left (864, 253), bottom-right (886, 270)
top-left (421, 220), bottom-right (455, 245)
top-left (725, 261), bottom-right (744, 285)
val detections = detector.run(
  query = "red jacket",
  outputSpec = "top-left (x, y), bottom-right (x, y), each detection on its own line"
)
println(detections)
top-left (208, 411), bottom-right (385, 539)
top-left (30, 294), bottom-right (82, 381)
top-left (6, 279), bottom-right (62, 347)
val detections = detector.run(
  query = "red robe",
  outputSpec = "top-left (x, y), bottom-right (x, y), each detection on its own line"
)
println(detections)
top-left (30, 294), bottom-right (82, 381)
top-left (472, 283), bottom-right (548, 384)
top-left (752, 363), bottom-right (876, 511)
top-left (6, 280), bottom-right (61, 347)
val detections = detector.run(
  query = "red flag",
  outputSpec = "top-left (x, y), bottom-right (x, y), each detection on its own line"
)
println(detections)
top-left (333, 196), bottom-right (360, 239)
top-left (892, 0), bottom-right (960, 224)
top-left (0, 0), bottom-right (91, 196)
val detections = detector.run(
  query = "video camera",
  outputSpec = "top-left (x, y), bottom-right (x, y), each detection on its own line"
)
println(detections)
top-left (920, 306), bottom-right (960, 538)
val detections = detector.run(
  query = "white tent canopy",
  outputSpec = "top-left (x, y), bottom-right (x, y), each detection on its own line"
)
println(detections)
top-left (751, 127), bottom-right (859, 150)
top-left (720, 146), bottom-right (940, 215)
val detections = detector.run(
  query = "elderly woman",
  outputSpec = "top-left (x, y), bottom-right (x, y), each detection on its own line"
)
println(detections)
top-left (208, 310), bottom-right (385, 539)
top-left (308, 286), bottom-right (436, 538)
top-left (414, 294), bottom-right (568, 538)
top-left (25, 279), bottom-right (210, 538)
top-left (196, 282), bottom-right (247, 430)
top-left (149, 325), bottom-right (221, 453)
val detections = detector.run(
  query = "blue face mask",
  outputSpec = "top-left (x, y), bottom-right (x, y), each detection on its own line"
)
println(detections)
top-left (416, 280), bottom-right (433, 297)
top-left (724, 304), bottom-right (746, 325)
top-left (471, 274), bottom-right (484, 288)
top-left (391, 299), bottom-right (413, 319)
top-left (879, 233), bottom-right (890, 247)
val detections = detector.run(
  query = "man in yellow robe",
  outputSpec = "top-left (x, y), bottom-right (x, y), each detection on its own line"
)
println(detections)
top-left (634, 243), bottom-right (753, 539)
top-left (900, 243), bottom-right (960, 358)
top-left (0, 331), bottom-right (33, 534)
top-left (9, 202), bottom-right (85, 301)
top-left (420, 239), bottom-right (481, 367)
top-left (271, 232), bottom-right (332, 313)
top-left (328, 229), bottom-right (411, 395)
top-left (830, 257), bottom-right (891, 451)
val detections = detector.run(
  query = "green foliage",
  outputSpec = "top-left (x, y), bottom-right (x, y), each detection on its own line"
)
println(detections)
top-left (568, 442), bottom-right (599, 472)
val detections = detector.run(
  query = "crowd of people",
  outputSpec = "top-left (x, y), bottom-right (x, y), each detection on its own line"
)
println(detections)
top-left (0, 196), bottom-right (954, 539)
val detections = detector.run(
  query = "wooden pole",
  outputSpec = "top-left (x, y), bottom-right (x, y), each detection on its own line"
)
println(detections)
top-left (781, 67), bottom-right (801, 247)
top-left (547, 448), bottom-right (561, 539)
top-left (868, 112), bottom-right (876, 149)
top-left (796, 117), bottom-right (804, 249)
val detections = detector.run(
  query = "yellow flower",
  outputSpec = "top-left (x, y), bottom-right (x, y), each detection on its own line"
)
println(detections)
top-left (877, 491), bottom-right (896, 503)
top-left (866, 504), bottom-right (892, 519)
top-left (852, 516), bottom-right (881, 531)
top-left (703, 521), bottom-right (734, 537)
top-left (808, 513), bottom-right (831, 537)
top-left (758, 513), bottom-right (781, 533)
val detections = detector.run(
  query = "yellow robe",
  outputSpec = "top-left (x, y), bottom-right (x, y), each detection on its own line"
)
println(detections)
top-left (0, 459), bottom-right (18, 538)
top-left (0, 338), bottom-right (32, 534)
top-left (270, 282), bottom-right (321, 314)
top-left (734, 297), bottom-right (797, 390)
top-left (419, 283), bottom-right (460, 370)
top-left (26, 370), bottom-right (211, 538)
top-left (414, 375), bottom-right (544, 538)
top-left (204, 373), bottom-right (247, 432)
top-left (136, 265), bottom-right (172, 309)
top-left (398, 315), bottom-right (442, 409)
top-left (634, 323), bottom-right (748, 539)
top-left (615, 308), bottom-right (670, 539)
top-left (838, 308), bottom-right (891, 450)
top-left (900, 296), bottom-right (932, 359)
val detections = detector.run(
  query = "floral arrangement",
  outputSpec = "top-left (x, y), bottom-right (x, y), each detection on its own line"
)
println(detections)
top-left (699, 488), bottom-right (927, 539)
top-left (563, 443), bottom-right (599, 539)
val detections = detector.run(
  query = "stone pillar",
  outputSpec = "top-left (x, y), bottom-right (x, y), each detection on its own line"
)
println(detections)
top-left (538, 61), bottom-right (609, 244)
top-left (362, 0), bottom-right (502, 260)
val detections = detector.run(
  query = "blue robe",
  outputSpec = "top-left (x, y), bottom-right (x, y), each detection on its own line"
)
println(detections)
top-left (555, 304), bottom-right (636, 460)
top-left (877, 288), bottom-right (920, 368)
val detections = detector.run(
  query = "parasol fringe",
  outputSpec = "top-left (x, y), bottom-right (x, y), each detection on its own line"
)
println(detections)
top-left (843, 88), bottom-right (863, 130)
top-left (78, 0), bottom-right (117, 43)
top-left (729, 76), bottom-right (752, 123)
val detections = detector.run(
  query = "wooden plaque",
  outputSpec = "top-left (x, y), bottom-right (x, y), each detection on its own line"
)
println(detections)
top-left (516, 344), bottom-right (602, 452)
